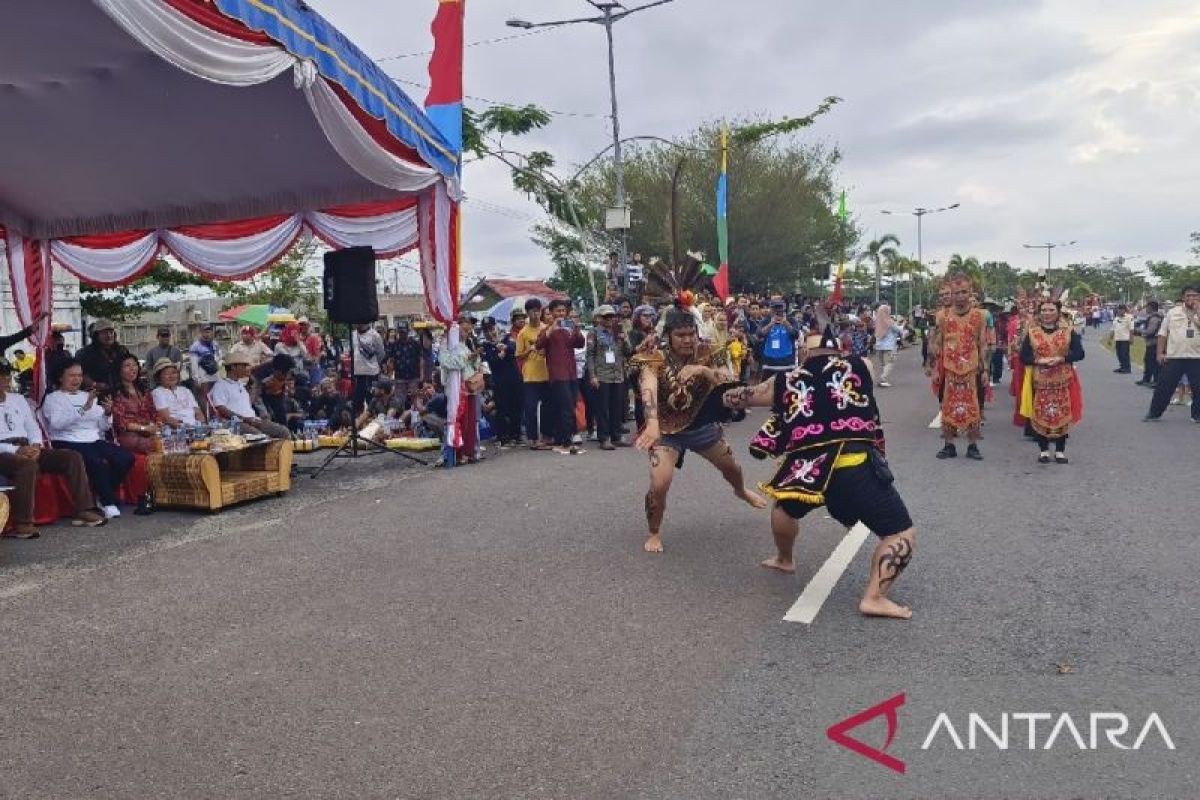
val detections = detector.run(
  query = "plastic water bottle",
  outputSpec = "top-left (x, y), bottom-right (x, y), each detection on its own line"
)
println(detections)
top-left (230, 417), bottom-right (241, 436)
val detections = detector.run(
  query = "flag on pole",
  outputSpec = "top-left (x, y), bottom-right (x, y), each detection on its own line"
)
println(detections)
top-left (713, 122), bottom-right (731, 301)
top-left (830, 189), bottom-right (847, 304)
top-left (426, 0), bottom-right (466, 463)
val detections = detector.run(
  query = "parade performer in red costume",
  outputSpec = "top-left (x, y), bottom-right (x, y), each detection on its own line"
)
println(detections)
top-left (1017, 299), bottom-right (1085, 464)
top-left (927, 273), bottom-right (989, 460)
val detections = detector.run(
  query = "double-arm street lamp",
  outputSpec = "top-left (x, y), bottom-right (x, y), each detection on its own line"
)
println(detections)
top-left (1023, 240), bottom-right (1077, 272)
top-left (508, 1), bottom-right (675, 291)
top-left (880, 203), bottom-right (960, 313)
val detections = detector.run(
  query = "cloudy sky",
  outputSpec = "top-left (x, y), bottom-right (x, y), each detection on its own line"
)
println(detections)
top-left (310, 0), bottom-right (1200, 289)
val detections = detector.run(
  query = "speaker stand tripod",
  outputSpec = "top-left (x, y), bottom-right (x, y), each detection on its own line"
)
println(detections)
top-left (309, 323), bottom-right (430, 479)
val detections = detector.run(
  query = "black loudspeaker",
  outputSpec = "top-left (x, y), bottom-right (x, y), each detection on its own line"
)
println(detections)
top-left (323, 246), bottom-right (378, 324)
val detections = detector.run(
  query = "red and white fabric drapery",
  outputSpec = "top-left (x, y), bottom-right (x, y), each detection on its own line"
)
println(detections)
top-left (34, 0), bottom-right (464, 323)
top-left (45, 199), bottom-right (418, 287)
top-left (1, 230), bottom-right (54, 400)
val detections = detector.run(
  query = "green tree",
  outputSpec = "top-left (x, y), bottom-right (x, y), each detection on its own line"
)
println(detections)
top-left (570, 117), bottom-right (855, 295)
top-left (79, 258), bottom-right (219, 321)
top-left (533, 225), bottom-right (607, 305)
top-left (858, 234), bottom-right (900, 303)
top-left (213, 240), bottom-right (323, 317)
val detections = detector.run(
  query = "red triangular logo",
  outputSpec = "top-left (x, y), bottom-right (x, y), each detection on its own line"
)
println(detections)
top-left (826, 693), bottom-right (906, 774)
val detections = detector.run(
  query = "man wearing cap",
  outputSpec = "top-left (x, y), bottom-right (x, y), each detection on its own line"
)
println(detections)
top-left (0, 360), bottom-right (107, 537)
top-left (188, 323), bottom-right (223, 395)
top-left (229, 325), bottom-right (272, 367)
top-left (587, 305), bottom-right (630, 450)
top-left (144, 327), bottom-right (183, 384)
top-left (77, 319), bottom-right (131, 392)
top-left (209, 352), bottom-right (290, 439)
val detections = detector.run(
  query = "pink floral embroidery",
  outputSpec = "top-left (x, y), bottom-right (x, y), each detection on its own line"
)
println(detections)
top-left (830, 417), bottom-right (877, 433)
top-left (788, 423), bottom-right (826, 444)
top-left (781, 453), bottom-right (829, 486)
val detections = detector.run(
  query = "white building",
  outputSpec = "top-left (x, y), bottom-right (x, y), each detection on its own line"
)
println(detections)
top-left (1, 265), bottom-right (82, 359)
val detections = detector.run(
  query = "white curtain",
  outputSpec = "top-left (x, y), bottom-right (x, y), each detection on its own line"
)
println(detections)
top-left (303, 79), bottom-right (441, 194)
top-left (162, 215), bottom-right (304, 278)
top-left (306, 207), bottom-right (418, 256)
top-left (92, 0), bottom-right (295, 86)
top-left (50, 233), bottom-right (161, 286)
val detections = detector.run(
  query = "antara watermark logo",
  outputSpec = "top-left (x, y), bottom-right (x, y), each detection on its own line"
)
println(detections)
top-left (827, 693), bottom-right (1176, 774)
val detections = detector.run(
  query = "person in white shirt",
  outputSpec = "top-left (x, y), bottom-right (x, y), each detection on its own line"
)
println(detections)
top-left (351, 322), bottom-right (385, 414)
top-left (43, 359), bottom-right (133, 520)
top-left (227, 325), bottom-right (273, 367)
top-left (1144, 286), bottom-right (1200, 422)
top-left (149, 358), bottom-right (205, 429)
top-left (0, 361), bottom-right (106, 537)
top-left (1112, 304), bottom-right (1135, 374)
top-left (208, 352), bottom-right (290, 439)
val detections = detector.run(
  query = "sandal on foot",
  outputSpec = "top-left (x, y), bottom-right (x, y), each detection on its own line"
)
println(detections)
top-left (3, 524), bottom-right (40, 539)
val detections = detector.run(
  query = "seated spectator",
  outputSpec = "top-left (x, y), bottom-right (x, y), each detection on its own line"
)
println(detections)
top-left (308, 377), bottom-right (351, 432)
top-left (258, 354), bottom-right (295, 427)
top-left (0, 360), bottom-right (106, 537)
top-left (43, 359), bottom-right (134, 520)
top-left (112, 354), bottom-right (160, 454)
top-left (151, 359), bottom-right (205, 429)
top-left (355, 378), bottom-right (406, 440)
top-left (274, 323), bottom-right (307, 373)
top-left (422, 382), bottom-right (448, 439)
top-left (281, 377), bottom-right (305, 433)
top-left (208, 352), bottom-right (290, 439)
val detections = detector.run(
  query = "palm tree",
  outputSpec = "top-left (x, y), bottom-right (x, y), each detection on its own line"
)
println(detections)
top-left (858, 234), bottom-right (901, 305)
top-left (947, 253), bottom-right (983, 295)
top-left (889, 255), bottom-right (926, 314)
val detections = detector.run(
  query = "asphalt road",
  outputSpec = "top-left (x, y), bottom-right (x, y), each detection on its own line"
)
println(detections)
top-left (1, 332), bottom-right (1197, 799)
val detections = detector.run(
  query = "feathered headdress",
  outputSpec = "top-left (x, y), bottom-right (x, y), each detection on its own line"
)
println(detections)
top-left (644, 251), bottom-right (709, 309)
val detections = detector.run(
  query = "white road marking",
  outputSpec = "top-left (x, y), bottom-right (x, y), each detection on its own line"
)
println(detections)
top-left (782, 522), bottom-right (872, 624)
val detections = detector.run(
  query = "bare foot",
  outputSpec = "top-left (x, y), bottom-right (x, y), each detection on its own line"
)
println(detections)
top-left (858, 597), bottom-right (913, 620)
top-left (737, 488), bottom-right (768, 509)
top-left (760, 556), bottom-right (795, 574)
top-left (643, 534), bottom-right (664, 553)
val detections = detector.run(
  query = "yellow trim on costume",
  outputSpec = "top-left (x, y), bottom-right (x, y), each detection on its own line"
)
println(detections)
top-left (758, 451), bottom-right (869, 505)
top-left (1020, 368), bottom-right (1034, 418)
top-left (242, 0), bottom-right (459, 165)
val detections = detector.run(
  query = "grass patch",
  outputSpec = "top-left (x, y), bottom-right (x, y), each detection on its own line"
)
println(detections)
top-left (1097, 332), bottom-right (1146, 368)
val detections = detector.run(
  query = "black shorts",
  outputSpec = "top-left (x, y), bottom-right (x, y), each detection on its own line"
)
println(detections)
top-left (777, 461), bottom-right (913, 538)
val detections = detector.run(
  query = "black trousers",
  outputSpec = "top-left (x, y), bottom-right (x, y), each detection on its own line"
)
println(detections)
top-left (1148, 358), bottom-right (1200, 420)
top-left (494, 378), bottom-right (523, 442)
top-left (990, 350), bottom-right (1005, 383)
top-left (523, 382), bottom-right (550, 442)
top-left (1115, 340), bottom-right (1131, 372)
top-left (1034, 434), bottom-right (1067, 452)
top-left (51, 440), bottom-right (134, 507)
top-left (594, 381), bottom-right (625, 443)
top-left (352, 375), bottom-right (373, 415)
top-left (578, 377), bottom-right (596, 434)
top-left (1141, 341), bottom-right (1159, 383)
top-left (549, 380), bottom-right (576, 446)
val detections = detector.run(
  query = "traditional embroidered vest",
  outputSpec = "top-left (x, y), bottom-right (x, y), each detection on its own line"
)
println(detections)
top-left (749, 353), bottom-right (886, 503)
top-left (629, 344), bottom-right (736, 434)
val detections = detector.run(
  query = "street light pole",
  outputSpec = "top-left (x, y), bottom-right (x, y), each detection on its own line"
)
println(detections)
top-left (881, 203), bottom-right (960, 315)
top-left (508, 1), bottom-right (676, 297)
top-left (1022, 240), bottom-right (1077, 274)
top-left (600, 6), bottom-right (628, 291)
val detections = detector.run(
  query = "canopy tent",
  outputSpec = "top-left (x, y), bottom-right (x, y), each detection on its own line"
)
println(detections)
top-left (0, 0), bottom-right (462, 389)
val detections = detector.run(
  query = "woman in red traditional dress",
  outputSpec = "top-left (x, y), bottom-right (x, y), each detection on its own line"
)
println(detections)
top-left (1018, 300), bottom-right (1085, 464)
